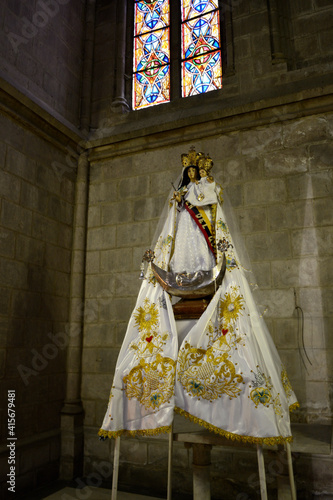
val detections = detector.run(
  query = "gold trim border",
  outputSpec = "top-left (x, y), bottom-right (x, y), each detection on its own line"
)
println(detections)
top-left (98, 425), bottom-right (172, 440)
top-left (98, 402), bottom-right (299, 442)
top-left (289, 402), bottom-right (300, 412)
top-left (174, 407), bottom-right (294, 446)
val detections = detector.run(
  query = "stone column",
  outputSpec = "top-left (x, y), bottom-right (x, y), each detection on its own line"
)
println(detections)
top-left (192, 443), bottom-right (212, 500)
top-left (60, 151), bottom-right (89, 480)
top-left (111, 0), bottom-right (130, 113)
top-left (267, 0), bottom-right (286, 63)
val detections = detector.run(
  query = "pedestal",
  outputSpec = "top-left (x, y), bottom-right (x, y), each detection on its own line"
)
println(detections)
top-left (192, 443), bottom-right (212, 500)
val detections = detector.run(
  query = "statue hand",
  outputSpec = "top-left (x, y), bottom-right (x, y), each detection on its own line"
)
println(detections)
top-left (171, 191), bottom-right (182, 203)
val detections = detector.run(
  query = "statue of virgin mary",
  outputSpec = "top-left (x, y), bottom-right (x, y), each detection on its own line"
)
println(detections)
top-left (99, 148), bottom-right (298, 445)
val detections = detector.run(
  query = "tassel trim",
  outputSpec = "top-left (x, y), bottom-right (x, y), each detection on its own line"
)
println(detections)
top-left (98, 425), bottom-right (172, 440)
top-left (98, 402), bottom-right (299, 442)
top-left (289, 402), bottom-right (300, 412)
top-left (174, 407), bottom-right (294, 446)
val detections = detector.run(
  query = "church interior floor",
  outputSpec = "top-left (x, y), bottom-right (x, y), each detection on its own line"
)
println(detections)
top-left (42, 487), bottom-right (162, 499)
top-left (22, 483), bottom-right (164, 500)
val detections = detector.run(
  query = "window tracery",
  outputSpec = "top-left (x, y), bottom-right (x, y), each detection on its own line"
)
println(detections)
top-left (133, 0), bottom-right (223, 110)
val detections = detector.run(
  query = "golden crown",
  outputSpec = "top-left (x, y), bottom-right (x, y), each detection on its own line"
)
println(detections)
top-left (181, 147), bottom-right (214, 173)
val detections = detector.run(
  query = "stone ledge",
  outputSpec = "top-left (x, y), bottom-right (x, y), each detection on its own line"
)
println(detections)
top-left (88, 86), bottom-right (333, 163)
top-left (0, 73), bottom-right (84, 157)
top-left (173, 422), bottom-right (332, 455)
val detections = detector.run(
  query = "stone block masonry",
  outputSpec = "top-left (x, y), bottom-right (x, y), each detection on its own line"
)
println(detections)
top-left (0, 0), bottom-right (86, 126)
top-left (84, 111), bottom-right (333, 499)
top-left (0, 109), bottom-right (76, 498)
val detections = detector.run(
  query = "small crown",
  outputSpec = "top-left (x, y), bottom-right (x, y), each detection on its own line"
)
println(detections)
top-left (201, 154), bottom-right (214, 173)
top-left (181, 147), bottom-right (210, 168)
top-left (181, 147), bottom-right (214, 172)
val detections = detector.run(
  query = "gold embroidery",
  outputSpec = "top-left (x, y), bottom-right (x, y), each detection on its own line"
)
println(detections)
top-left (98, 425), bottom-right (172, 439)
top-left (289, 402), bottom-right (300, 412)
top-left (134, 298), bottom-right (159, 333)
top-left (177, 287), bottom-right (246, 402)
top-left (123, 298), bottom-right (176, 410)
top-left (219, 286), bottom-right (244, 329)
top-left (281, 367), bottom-right (293, 399)
top-left (147, 272), bottom-right (157, 286)
top-left (129, 299), bottom-right (169, 360)
top-left (123, 354), bottom-right (176, 410)
top-left (177, 340), bottom-right (244, 400)
top-left (154, 234), bottom-right (173, 270)
top-left (249, 367), bottom-right (282, 417)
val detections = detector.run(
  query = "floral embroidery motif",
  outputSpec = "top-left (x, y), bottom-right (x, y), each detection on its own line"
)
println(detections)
top-left (147, 272), bottom-right (158, 286)
top-left (251, 387), bottom-right (271, 405)
top-left (219, 285), bottom-right (244, 329)
top-left (177, 286), bottom-right (245, 402)
top-left (216, 219), bottom-right (238, 270)
top-left (134, 298), bottom-right (159, 333)
top-left (217, 219), bottom-right (226, 230)
top-left (217, 237), bottom-right (233, 253)
top-left (154, 234), bottom-right (173, 270)
top-left (123, 297), bottom-right (176, 410)
top-left (130, 298), bottom-right (169, 359)
top-left (281, 367), bottom-right (292, 400)
top-left (249, 367), bottom-right (282, 416)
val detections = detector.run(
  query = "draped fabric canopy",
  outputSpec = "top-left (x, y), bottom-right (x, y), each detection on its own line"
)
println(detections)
top-left (99, 153), bottom-right (298, 445)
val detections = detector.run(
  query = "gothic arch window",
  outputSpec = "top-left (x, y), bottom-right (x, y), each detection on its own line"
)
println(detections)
top-left (133, 0), bottom-right (225, 110)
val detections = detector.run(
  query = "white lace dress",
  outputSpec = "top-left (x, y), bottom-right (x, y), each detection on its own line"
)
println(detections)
top-left (169, 179), bottom-right (217, 273)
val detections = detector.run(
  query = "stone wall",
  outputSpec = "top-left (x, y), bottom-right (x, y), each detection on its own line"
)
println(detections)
top-left (90, 0), bottom-right (117, 127)
top-left (0, 108), bottom-right (77, 498)
top-left (0, 0), bottom-right (86, 126)
top-left (83, 108), bottom-right (333, 497)
top-left (0, 1), bottom-right (86, 496)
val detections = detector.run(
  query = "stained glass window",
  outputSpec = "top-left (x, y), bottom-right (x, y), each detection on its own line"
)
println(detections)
top-left (132, 1), bottom-right (223, 109)
top-left (181, 0), bottom-right (222, 97)
top-left (133, 0), bottom-right (171, 110)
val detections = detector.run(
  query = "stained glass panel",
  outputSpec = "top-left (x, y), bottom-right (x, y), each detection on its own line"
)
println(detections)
top-left (133, 0), bottom-right (170, 110)
top-left (181, 0), bottom-right (222, 98)
top-left (135, 0), bottom-right (170, 35)
top-left (182, 0), bottom-right (218, 21)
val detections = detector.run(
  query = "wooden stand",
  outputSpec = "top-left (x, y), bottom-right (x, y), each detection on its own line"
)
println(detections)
top-left (111, 437), bottom-right (120, 500)
top-left (172, 297), bottom-right (212, 320)
top-left (257, 444), bottom-right (268, 500)
top-left (167, 426), bottom-right (173, 500)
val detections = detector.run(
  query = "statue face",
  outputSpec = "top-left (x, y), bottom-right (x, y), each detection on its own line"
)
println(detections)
top-left (199, 168), bottom-right (207, 178)
top-left (188, 167), bottom-right (197, 180)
